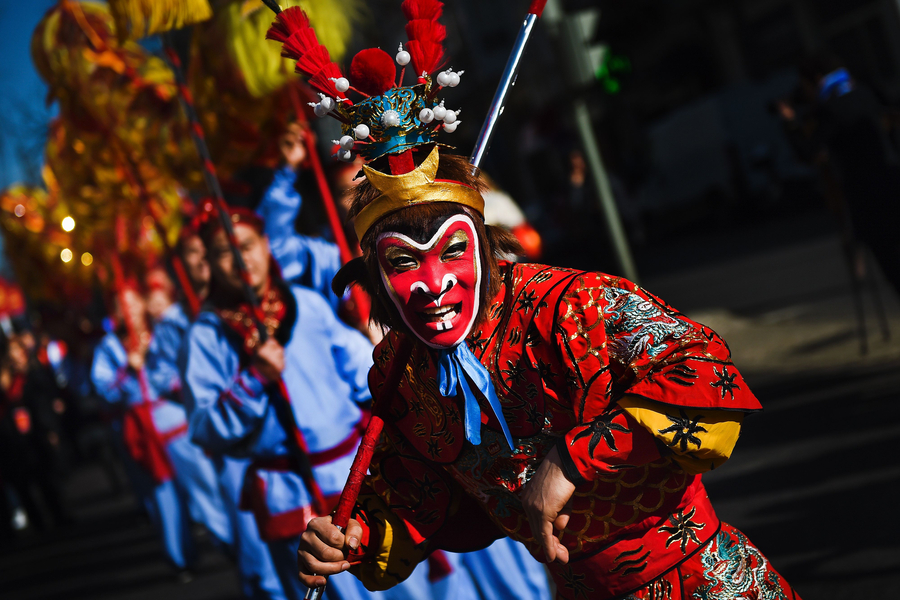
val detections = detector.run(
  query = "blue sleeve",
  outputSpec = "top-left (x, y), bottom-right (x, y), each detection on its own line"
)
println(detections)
top-left (90, 340), bottom-right (141, 407)
top-left (257, 166), bottom-right (343, 308)
top-left (327, 305), bottom-right (374, 405)
top-left (257, 165), bottom-right (302, 241)
top-left (145, 320), bottom-right (184, 402)
top-left (180, 317), bottom-right (274, 455)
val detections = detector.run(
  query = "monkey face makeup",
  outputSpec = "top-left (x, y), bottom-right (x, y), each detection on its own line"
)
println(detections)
top-left (376, 215), bottom-right (482, 349)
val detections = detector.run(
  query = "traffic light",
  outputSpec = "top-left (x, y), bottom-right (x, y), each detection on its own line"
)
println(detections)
top-left (556, 8), bottom-right (630, 93)
top-left (596, 52), bottom-right (631, 95)
top-left (567, 9), bottom-right (605, 87)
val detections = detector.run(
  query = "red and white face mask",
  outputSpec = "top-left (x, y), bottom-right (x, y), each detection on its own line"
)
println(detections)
top-left (377, 215), bottom-right (482, 349)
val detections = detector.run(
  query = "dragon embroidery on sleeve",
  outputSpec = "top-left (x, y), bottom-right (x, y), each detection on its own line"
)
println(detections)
top-left (603, 287), bottom-right (691, 363)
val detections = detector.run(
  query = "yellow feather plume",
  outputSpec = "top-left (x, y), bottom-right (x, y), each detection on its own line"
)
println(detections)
top-left (217, 0), bottom-right (365, 98)
top-left (108, 0), bottom-right (214, 41)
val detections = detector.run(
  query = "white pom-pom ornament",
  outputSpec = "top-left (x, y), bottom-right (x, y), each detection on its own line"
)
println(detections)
top-left (396, 44), bottom-right (410, 66)
top-left (442, 110), bottom-right (458, 124)
top-left (382, 110), bottom-right (401, 128)
top-left (334, 78), bottom-right (350, 93)
top-left (419, 108), bottom-right (435, 124)
top-left (448, 72), bottom-right (461, 87)
top-left (443, 121), bottom-right (461, 133)
top-left (338, 149), bottom-right (355, 162)
top-left (436, 70), bottom-right (452, 87)
top-left (339, 135), bottom-right (355, 150)
top-left (432, 101), bottom-right (447, 121)
top-left (313, 104), bottom-right (329, 118)
top-left (319, 96), bottom-right (336, 111)
top-left (354, 124), bottom-right (370, 139)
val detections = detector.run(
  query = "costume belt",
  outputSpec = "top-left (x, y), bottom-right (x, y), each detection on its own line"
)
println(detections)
top-left (251, 416), bottom-right (367, 471)
top-left (122, 401), bottom-right (185, 484)
top-left (240, 418), bottom-right (367, 541)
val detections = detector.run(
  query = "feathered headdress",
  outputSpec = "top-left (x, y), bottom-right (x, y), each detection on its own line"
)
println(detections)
top-left (266, 0), bottom-right (473, 240)
top-left (266, 0), bottom-right (465, 164)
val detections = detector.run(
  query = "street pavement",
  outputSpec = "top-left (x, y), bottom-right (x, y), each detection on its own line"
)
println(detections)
top-left (2, 230), bottom-right (898, 599)
top-left (644, 231), bottom-right (900, 600)
top-left (0, 465), bottom-right (243, 600)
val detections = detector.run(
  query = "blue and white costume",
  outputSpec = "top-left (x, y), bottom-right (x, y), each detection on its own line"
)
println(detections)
top-left (90, 332), bottom-right (196, 570)
top-left (439, 542), bottom-right (551, 600)
top-left (257, 165), bottom-right (342, 308)
top-left (145, 303), bottom-right (233, 549)
top-left (151, 299), bottom-right (288, 600)
top-left (182, 282), bottom-right (378, 600)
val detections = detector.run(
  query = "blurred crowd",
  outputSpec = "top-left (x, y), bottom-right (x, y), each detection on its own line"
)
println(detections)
top-left (775, 54), bottom-right (900, 298)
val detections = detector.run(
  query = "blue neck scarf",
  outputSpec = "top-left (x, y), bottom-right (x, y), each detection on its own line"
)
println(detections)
top-left (819, 69), bottom-right (854, 102)
top-left (437, 343), bottom-right (514, 451)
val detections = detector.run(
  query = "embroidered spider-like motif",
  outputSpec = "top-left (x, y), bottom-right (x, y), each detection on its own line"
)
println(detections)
top-left (377, 346), bottom-right (392, 367)
top-left (447, 404), bottom-right (461, 425)
top-left (571, 407), bottom-right (630, 456)
top-left (472, 336), bottom-right (490, 354)
top-left (658, 507), bottom-right (705, 554)
top-left (501, 360), bottom-right (527, 385)
top-left (658, 410), bottom-right (707, 452)
top-left (517, 289), bottom-right (539, 312)
top-left (409, 399), bottom-right (425, 417)
top-left (537, 358), bottom-right (557, 380)
top-left (559, 568), bottom-right (594, 599)
top-left (525, 403), bottom-right (543, 429)
top-left (710, 366), bottom-right (739, 400)
top-left (418, 472), bottom-right (441, 501)
top-left (426, 438), bottom-right (442, 458)
top-left (525, 323), bottom-right (542, 346)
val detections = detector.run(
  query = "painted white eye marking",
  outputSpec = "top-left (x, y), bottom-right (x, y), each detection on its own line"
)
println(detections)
top-left (377, 215), bottom-right (474, 253)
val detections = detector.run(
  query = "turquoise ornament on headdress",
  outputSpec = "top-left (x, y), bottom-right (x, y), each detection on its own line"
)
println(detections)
top-left (343, 83), bottom-right (451, 161)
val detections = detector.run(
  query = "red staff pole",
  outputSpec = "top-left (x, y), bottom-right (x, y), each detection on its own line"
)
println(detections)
top-left (146, 201), bottom-right (202, 318)
top-left (286, 83), bottom-right (371, 326)
top-left (110, 224), bottom-right (152, 404)
top-left (163, 39), bottom-right (328, 517)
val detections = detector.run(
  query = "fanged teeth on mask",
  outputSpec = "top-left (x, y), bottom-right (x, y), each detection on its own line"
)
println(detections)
top-left (418, 303), bottom-right (461, 322)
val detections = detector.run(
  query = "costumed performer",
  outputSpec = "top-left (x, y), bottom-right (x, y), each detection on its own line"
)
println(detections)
top-left (264, 2), bottom-right (805, 597)
top-left (90, 281), bottom-right (197, 578)
top-left (180, 206), bottom-right (434, 600)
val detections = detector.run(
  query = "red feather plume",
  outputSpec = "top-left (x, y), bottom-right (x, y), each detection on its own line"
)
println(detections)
top-left (265, 6), bottom-right (349, 101)
top-left (402, 0), bottom-right (447, 78)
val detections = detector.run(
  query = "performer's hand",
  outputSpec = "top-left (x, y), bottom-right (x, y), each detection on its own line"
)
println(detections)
top-left (280, 122), bottom-right (308, 170)
top-left (297, 515), bottom-right (363, 588)
top-left (127, 350), bottom-right (145, 371)
top-left (254, 339), bottom-right (285, 382)
top-left (776, 101), bottom-right (796, 122)
top-left (521, 445), bottom-right (575, 564)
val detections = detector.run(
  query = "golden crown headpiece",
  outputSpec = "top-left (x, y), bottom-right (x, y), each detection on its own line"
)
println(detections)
top-left (354, 147), bottom-right (484, 240)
